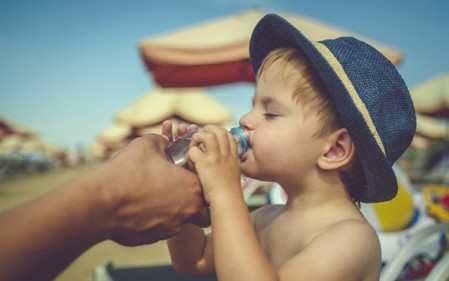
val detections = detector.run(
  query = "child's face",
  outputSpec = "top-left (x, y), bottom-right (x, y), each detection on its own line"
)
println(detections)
top-left (239, 60), bottom-right (329, 186)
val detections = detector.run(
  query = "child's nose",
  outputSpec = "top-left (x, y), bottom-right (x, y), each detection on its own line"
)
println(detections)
top-left (239, 111), bottom-right (253, 130)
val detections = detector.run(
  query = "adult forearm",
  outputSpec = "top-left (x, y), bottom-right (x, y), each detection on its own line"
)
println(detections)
top-left (0, 134), bottom-right (209, 281)
top-left (0, 169), bottom-right (111, 281)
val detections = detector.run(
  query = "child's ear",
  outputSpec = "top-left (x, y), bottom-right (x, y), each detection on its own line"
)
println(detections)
top-left (318, 128), bottom-right (355, 170)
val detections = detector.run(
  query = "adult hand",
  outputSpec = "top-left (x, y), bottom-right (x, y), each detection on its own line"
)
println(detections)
top-left (101, 134), bottom-right (210, 246)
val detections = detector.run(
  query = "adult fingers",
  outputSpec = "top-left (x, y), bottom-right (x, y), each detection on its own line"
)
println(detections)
top-left (161, 120), bottom-right (173, 142)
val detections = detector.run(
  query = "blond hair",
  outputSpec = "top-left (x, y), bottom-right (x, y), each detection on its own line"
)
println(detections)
top-left (256, 47), bottom-right (342, 136)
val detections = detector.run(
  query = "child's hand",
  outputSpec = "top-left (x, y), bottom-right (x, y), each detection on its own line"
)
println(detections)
top-left (161, 120), bottom-right (198, 143)
top-left (188, 125), bottom-right (242, 204)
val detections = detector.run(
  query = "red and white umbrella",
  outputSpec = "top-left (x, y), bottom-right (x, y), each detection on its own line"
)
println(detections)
top-left (139, 9), bottom-right (403, 88)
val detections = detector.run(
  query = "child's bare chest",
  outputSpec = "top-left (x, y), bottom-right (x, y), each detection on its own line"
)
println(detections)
top-left (256, 214), bottom-right (316, 268)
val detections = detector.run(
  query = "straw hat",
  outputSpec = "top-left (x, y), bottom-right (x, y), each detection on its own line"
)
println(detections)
top-left (250, 14), bottom-right (416, 202)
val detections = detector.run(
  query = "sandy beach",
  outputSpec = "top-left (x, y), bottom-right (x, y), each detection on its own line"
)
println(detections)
top-left (0, 165), bottom-right (172, 281)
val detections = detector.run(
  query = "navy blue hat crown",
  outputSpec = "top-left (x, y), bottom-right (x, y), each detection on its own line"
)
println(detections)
top-left (250, 14), bottom-right (416, 202)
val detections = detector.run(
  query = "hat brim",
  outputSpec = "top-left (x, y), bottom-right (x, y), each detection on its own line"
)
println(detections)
top-left (249, 14), bottom-right (398, 202)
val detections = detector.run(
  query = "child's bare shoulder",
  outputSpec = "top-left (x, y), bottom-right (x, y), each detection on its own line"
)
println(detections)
top-left (278, 218), bottom-right (381, 280)
top-left (284, 219), bottom-right (381, 280)
top-left (309, 218), bottom-right (380, 269)
top-left (323, 218), bottom-right (379, 244)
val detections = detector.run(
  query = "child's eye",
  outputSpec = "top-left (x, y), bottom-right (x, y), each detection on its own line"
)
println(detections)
top-left (263, 112), bottom-right (278, 120)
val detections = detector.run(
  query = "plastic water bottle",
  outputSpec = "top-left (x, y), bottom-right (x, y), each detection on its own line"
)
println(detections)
top-left (166, 127), bottom-right (249, 167)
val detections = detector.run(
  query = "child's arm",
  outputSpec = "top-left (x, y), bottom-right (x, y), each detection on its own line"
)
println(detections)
top-left (162, 120), bottom-right (215, 275)
top-left (208, 187), bottom-right (277, 280)
top-left (167, 224), bottom-right (215, 275)
top-left (189, 125), bottom-right (278, 281)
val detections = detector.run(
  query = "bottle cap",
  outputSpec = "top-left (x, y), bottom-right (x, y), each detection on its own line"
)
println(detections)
top-left (230, 127), bottom-right (249, 153)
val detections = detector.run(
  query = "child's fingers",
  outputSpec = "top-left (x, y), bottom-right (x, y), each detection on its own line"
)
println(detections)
top-left (191, 130), bottom-right (218, 155)
top-left (187, 146), bottom-right (203, 163)
top-left (227, 130), bottom-right (238, 158)
top-left (201, 125), bottom-right (237, 156)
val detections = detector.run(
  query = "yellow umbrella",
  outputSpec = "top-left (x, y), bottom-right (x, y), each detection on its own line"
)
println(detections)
top-left (411, 73), bottom-right (449, 140)
top-left (116, 87), bottom-right (234, 127)
top-left (411, 73), bottom-right (449, 114)
top-left (416, 115), bottom-right (448, 140)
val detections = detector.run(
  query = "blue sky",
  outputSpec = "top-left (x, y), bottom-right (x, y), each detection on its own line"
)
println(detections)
top-left (1, 0), bottom-right (448, 152)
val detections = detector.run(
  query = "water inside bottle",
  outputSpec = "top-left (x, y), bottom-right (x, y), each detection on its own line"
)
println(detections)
top-left (166, 130), bottom-right (196, 167)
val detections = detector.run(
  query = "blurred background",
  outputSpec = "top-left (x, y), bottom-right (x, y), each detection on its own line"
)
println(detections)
top-left (1, 1), bottom-right (448, 280)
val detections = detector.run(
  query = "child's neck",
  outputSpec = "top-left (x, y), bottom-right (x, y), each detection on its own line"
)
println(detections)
top-left (281, 170), bottom-right (354, 211)
top-left (284, 187), bottom-right (353, 211)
